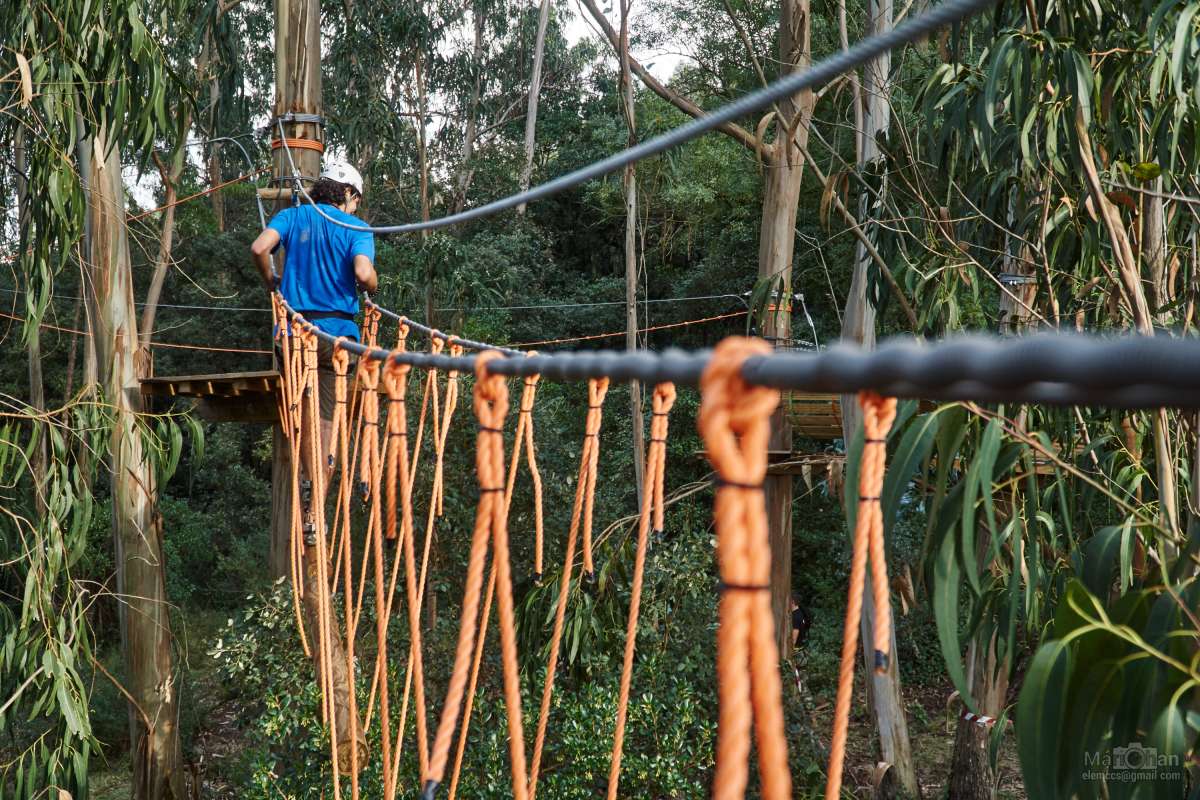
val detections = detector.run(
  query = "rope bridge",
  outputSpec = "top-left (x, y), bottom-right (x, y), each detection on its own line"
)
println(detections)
top-left (271, 287), bottom-right (1200, 800)
top-left (251, 0), bottom-right (1200, 794)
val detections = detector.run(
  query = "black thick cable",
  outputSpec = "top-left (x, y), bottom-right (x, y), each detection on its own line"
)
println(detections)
top-left (279, 296), bottom-right (1200, 409)
top-left (276, 0), bottom-right (992, 235)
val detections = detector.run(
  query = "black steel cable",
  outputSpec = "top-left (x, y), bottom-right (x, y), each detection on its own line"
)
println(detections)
top-left (275, 0), bottom-right (992, 235)
top-left (364, 298), bottom-right (524, 355)
top-left (279, 296), bottom-right (1200, 409)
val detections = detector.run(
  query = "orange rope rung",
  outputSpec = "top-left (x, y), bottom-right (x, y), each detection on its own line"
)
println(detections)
top-left (699, 337), bottom-right (791, 800)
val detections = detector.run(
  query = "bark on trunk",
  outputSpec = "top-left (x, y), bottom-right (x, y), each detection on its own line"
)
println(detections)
top-left (759, 0), bottom-right (812, 659)
top-left (85, 128), bottom-right (184, 800)
top-left (453, 7), bottom-right (484, 216)
top-left (948, 632), bottom-right (1009, 800)
top-left (620, 0), bottom-right (645, 506)
top-left (838, 0), bottom-right (919, 795)
top-left (516, 0), bottom-right (553, 214)
top-left (141, 142), bottom-right (189, 348)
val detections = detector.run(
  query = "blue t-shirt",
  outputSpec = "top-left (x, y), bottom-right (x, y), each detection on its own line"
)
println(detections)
top-left (269, 203), bottom-right (375, 340)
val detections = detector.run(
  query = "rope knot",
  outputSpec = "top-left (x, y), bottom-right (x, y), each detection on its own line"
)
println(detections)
top-left (699, 338), bottom-right (779, 487)
top-left (474, 351), bottom-right (510, 426)
top-left (331, 339), bottom-right (351, 375)
top-left (383, 358), bottom-right (410, 400)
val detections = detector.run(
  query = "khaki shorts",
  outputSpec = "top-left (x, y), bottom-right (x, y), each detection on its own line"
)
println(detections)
top-left (276, 338), bottom-right (356, 421)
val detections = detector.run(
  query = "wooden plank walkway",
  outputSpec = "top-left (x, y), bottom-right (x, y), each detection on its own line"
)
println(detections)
top-left (140, 371), bottom-right (281, 423)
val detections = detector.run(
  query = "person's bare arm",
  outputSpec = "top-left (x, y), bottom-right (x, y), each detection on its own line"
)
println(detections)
top-left (251, 228), bottom-right (281, 291)
top-left (354, 254), bottom-right (378, 294)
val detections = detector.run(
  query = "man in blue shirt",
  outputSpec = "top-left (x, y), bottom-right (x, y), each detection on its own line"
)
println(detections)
top-left (251, 161), bottom-right (378, 483)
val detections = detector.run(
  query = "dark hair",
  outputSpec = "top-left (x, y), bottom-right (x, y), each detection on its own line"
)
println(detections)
top-left (310, 178), bottom-right (356, 206)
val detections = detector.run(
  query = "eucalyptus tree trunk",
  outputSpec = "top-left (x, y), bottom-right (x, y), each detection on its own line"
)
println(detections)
top-left (84, 127), bottom-right (184, 800)
top-left (949, 631), bottom-right (1009, 800)
top-left (516, 0), bottom-right (553, 214)
top-left (141, 140), bottom-right (189, 348)
top-left (760, 0), bottom-right (813, 657)
top-left (620, 0), bottom-right (645, 505)
top-left (453, 6), bottom-right (484, 216)
top-left (838, 0), bottom-right (919, 795)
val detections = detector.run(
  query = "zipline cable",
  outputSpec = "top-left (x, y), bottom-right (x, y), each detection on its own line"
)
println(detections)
top-left (274, 0), bottom-right (992, 235)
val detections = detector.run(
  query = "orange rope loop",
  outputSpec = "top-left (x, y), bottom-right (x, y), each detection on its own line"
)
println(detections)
top-left (446, 352), bottom-right (543, 800)
top-left (528, 376), bottom-right (609, 800)
top-left (698, 337), bottom-right (791, 800)
top-left (424, 351), bottom-right (528, 800)
top-left (607, 382), bottom-right (675, 799)
top-left (825, 391), bottom-right (897, 800)
top-left (330, 344), bottom-right (363, 797)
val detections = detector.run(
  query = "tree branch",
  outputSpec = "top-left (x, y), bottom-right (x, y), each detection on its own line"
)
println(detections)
top-left (576, 0), bottom-right (767, 160)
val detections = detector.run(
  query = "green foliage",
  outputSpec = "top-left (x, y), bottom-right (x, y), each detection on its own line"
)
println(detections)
top-left (0, 402), bottom-right (111, 798)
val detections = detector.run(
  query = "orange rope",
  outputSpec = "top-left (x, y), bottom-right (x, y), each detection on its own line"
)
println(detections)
top-left (274, 306), bottom-right (310, 658)
top-left (528, 377), bottom-right (609, 800)
top-left (303, 331), bottom-right (342, 796)
top-left (332, 345), bottom-right (363, 798)
top-left (825, 392), bottom-right (897, 800)
top-left (390, 355), bottom-right (434, 791)
top-left (508, 310), bottom-right (748, 348)
top-left (607, 383), bottom-right (675, 799)
top-left (272, 137), bottom-right (325, 153)
top-left (446, 356), bottom-right (543, 800)
top-left (699, 337), bottom-right (790, 800)
top-left (357, 357), bottom-right (392, 790)
top-left (424, 351), bottom-right (529, 800)
top-left (0, 309), bottom-right (273, 354)
top-left (126, 167), bottom-right (270, 221)
top-left (389, 340), bottom-right (459, 796)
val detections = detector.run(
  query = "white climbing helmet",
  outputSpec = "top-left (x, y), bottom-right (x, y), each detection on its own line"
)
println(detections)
top-left (320, 161), bottom-right (364, 197)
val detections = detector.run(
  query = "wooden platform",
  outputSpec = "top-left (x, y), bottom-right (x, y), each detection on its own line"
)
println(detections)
top-left (784, 392), bottom-right (844, 439)
top-left (141, 370), bottom-right (281, 423)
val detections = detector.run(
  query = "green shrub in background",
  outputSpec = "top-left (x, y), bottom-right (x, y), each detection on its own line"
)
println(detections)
top-left (211, 562), bottom-right (721, 798)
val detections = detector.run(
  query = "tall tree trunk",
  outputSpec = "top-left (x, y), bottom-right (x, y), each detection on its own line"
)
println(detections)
top-left (454, 7), bottom-right (484, 216)
top-left (204, 28), bottom-right (225, 232)
top-left (620, 0), bottom-right (645, 506)
top-left (839, 0), bottom-right (919, 795)
top-left (85, 127), bottom-right (184, 800)
top-left (141, 140), bottom-right (189, 348)
top-left (413, 55), bottom-right (434, 326)
top-left (516, 0), bottom-right (553, 214)
top-left (948, 632), bottom-right (1008, 800)
top-left (271, 0), bottom-right (362, 766)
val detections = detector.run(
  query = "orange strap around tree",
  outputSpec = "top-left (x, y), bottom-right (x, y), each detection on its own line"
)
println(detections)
top-left (271, 137), bottom-right (325, 153)
top-left (698, 337), bottom-right (791, 800)
top-left (825, 391), bottom-right (897, 800)
top-left (528, 376), bottom-right (609, 800)
top-left (607, 382), bottom-right (676, 799)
